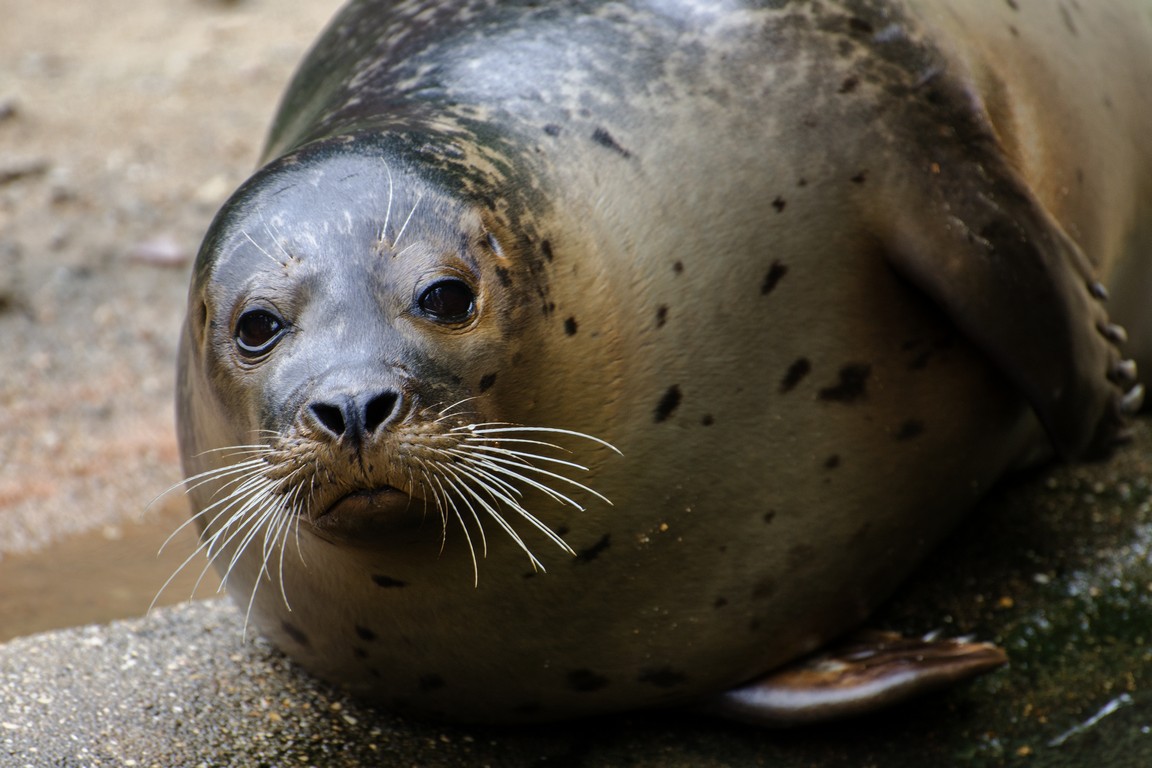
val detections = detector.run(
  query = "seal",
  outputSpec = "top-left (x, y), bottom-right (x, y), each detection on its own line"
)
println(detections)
top-left (173, 0), bottom-right (1152, 724)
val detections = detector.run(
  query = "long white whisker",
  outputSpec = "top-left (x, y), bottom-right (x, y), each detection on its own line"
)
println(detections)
top-left (433, 396), bottom-right (481, 422)
top-left (436, 469), bottom-right (490, 558)
top-left (460, 442), bottom-right (592, 472)
top-left (150, 469), bottom-right (276, 611)
top-left (429, 472), bottom-right (480, 584)
top-left (393, 194), bottom-right (422, 250)
top-left (381, 161), bottom-right (394, 246)
top-left (448, 448), bottom-right (611, 508)
top-left (442, 460), bottom-right (568, 562)
top-left (146, 455), bottom-right (268, 516)
top-left (242, 230), bottom-right (284, 267)
top-left (263, 219), bottom-right (294, 264)
top-left (443, 454), bottom-right (581, 550)
top-left (459, 424), bottom-right (622, 455)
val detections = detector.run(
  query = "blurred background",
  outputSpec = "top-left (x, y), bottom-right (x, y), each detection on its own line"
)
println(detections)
top-left (4, 2), bottom-right (1152, 763)
top-left (0, 0), bottom-right (343, 641)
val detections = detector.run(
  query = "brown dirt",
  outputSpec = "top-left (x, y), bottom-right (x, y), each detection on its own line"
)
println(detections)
top-left (0, 0), bottom-right (344, 640)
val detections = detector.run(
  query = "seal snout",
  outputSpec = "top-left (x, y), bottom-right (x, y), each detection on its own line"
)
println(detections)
top-left (306, 388), bottom-right (404, 447)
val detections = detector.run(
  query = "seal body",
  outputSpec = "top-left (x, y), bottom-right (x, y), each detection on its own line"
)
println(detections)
top-left (177, 0), bottom-right (1152, 722)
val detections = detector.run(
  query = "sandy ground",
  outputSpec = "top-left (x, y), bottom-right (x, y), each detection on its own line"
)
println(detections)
top-left (0, 0), bottom-right (345, 639)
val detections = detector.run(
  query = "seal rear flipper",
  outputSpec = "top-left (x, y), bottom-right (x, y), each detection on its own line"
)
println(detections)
top-left (701, 631), bottom-right (1007, 726)
top-left (876, 136), bottom-right (1142, 460)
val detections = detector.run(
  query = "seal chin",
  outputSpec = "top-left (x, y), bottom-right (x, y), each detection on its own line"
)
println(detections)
top-left (305, 487), bottom-right (429, 545)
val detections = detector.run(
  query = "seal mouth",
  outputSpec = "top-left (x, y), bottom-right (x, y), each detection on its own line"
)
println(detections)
top-left (305, 486), bottom-right (429, 544)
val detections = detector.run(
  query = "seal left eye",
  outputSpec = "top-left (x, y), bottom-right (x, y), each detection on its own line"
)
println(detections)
top-left (235, 309), bottom-right (285, 356)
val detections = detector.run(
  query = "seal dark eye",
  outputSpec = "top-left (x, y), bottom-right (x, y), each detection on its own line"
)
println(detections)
top-left (235, 309), bottom-right (285, 356)
top-left (418, 279), bottom-right (475, 323)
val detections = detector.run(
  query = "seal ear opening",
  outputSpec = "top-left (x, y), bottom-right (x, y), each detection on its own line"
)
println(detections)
top-left (191, 298), bottom-right (209, 347)
top-left (877, 163), bottom-right (1133, 461)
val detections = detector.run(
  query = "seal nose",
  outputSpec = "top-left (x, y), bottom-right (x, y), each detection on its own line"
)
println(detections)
top-left (308, 390), bottom-right (402, 444)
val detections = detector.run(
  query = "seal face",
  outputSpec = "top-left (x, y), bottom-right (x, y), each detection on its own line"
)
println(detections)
top-left (176, 0), bottom-right (1152, 723)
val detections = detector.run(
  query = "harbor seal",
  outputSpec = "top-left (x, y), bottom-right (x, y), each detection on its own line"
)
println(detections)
top-left (174, 0), bottom-right (1152, 723)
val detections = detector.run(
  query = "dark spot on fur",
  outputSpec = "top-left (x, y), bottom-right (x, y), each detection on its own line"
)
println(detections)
top-left (673, 260), bottom-right (684, 274)
top-left (522, 571), bottom-right (538, 580)
top-left (850, 171), bottom-right (868, 184)
top-left (555, 525), bottom-right (570, 537)
top-left (761, 260), bottom-right (787, 295)
top-left (749, 618), bottom-right (763, 632)
top-left (714, 597), bottom-right (729, 609)
top-left (1060, 4), bottom-right (1077, 36)
top-left (543, 123), bottom-right (562, 137)
top-left (372, 574), bottom-right (408, 588)
top-left (779, 357), bottom-right (811, 392)
top-left (568, 669), bottom-right (609, 692)
top-left (591, 127), bottom-right (632, 158)
top-left (896, 419), bottom-right (925, 440)
top-left (479, 372), bottom-right (497, 392)
top-left (824, 454), bottom-right (841, 469)
top-left (564, 316), bottom-right (578, 336)
top-left (909, 350), bottom-right (932, 370)
top-left (764, 510), bottom-right (776, 524)
top-left (576, 533), bottom-right (611, 563)
top-left (495, 266), bottom-right (512, 287)
top-left (419, 674), bottom-right (446, 692)
top-left (1005, 0), bottom-right (1018, 9)
top-left (838, 76), bottom-right (859, 94)
top-left (354, 625), bottom-right (377, 642)
top-left (798, 178), bottom-right (808, 187)
top-left (701, 413), bottom-right (714, 426)
top-left (653, 385), bottom-right (682, 422)
top-left (851, 521), bottom-right (873, 544)
top-left (848, 17), bottom-right (874, 34)
top-left (541, 239), bottom-right (554, 261)
top-left (753, 577), bottom-right (777, 599)
top-left (818, 364), bottom-right (871, 402)
top-left (639, 667), bottom-right (688, 688)
top-left (772, 196), bottom-right (786, 212)
top-left (656, 305), bottom-right (668, 327)
top-left (281, 621), bottom-right (310, 647)
top-left (788, 543), bottom-right (817, 570)
top-left (353, 647), bottom-right (369, 660)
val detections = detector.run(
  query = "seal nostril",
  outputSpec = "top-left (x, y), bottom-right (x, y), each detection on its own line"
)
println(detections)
top-left (364, 391), bottom-right (400, 434)
top-left (311, 403), bottom-right (347, 437)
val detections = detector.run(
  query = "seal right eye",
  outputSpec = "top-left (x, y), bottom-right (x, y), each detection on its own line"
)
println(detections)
top-left (235, 309), bottom-right (285, 356)
top-left (418, 279), bottom-right (476, 323)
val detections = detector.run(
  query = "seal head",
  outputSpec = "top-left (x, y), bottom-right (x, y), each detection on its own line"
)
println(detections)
top-left (180, 131), bottom-right (612, 575)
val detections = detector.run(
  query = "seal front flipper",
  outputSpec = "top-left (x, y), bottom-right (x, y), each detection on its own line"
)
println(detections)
top-left (873, 86), bottom-right (1143, 460)
top-left (702, 631), bottom-right (1007, 727)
